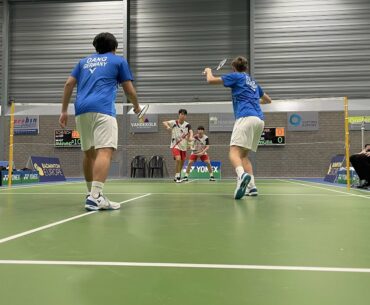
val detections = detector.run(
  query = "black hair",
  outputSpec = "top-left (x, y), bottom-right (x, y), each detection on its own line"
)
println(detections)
top-left (365, 144), bottom-right (370, 148)
top-left (93, 32), bottom-right (118, 54)
top-left (178, 109), bottom-right (188, 115)
top-left (197, 126), bottom-right (205, 130)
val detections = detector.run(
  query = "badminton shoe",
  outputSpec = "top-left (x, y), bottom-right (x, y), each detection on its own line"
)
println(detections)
top-left (234, 173), bottom-right (251, 199)
top-left (245, 186), bottom-right (258, 196)
top-left (182, 176), bottom-right (189, 182)
top-left (209, 176), bottom-right (216, 181)
top-left (85, 194), bottom-right (121, 211)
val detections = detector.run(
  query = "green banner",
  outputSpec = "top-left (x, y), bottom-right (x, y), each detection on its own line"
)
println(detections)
top-left (182, 161), bottom-right (221, 179)
top-left (1, 170), bottom-right (39, 186)
top-left (348, 116), bottom-right (370, 124)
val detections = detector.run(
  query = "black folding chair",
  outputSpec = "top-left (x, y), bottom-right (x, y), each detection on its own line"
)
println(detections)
top-left (130, 155), bottom-right (147, 178)
top-left (148, 155), bottom-right (164, 178)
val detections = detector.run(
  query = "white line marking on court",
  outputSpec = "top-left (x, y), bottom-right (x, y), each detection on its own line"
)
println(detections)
top-left (0, 181), bottom-right (83, 192)
top-left (0, 192), bottom-right (352, 198)
top-left (0, 260), bottom-right (369, 273)
top-left (282, 179), bottom-right (370, 200)
top-left (184, 179), bottom-right (198, 184)
top-left (0, 194), bottom-right (151, 245)
top-left (0, 192), bottom-right (351, 197)
top-left (118, 193), bottom-right (151, 204)
top-left (294, 180), bottom-right (370, 194)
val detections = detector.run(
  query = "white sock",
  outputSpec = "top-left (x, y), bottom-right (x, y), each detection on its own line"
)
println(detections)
top-left (249, 175), bottom-right (256, 188)
top-left (175, 173), bottom-right (180, 178)
top-left (91, 181), bottom-right (104, 199)
top-left (235, 166), bottom-right (244, 178)
top-left (86, 181), bottom-right (92, 193)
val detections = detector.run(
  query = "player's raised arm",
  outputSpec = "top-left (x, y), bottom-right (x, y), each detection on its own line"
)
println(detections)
top-left (203, 68), bottom-right (224, 85)
top-left (162, 120), bottom-right (173, 131)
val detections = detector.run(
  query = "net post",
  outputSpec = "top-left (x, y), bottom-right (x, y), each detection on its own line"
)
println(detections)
top-left (344, 96), bottom-right (350, 191)
top-left (8, 98), bottom-right (15, 188)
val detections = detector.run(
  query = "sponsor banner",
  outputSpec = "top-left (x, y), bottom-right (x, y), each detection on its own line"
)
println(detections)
top-left (1, 170), bottom-right (39, 186)
top-left (324, 154), bottom-right (345, 183)
top-left (287, 112), bottom-right (319, 131)
top-left (130, 114), bottom-right (158, 133)
top-left (30, 156), bottom-right (66, 182)
top-left (348, 116), bottom-right (370, 124)
top-left (14, 115), bottom-right (39, 135)
top-left (182, 161), bottom-right (221, 179)
top-left (209, 113), bottom-right (234, 132)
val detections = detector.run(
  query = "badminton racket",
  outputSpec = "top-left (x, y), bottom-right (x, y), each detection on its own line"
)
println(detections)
top-left (202, 58), bottom-right (228, 75)
top-left (136, 104), bottom-right (149, 122)
top-left (214, 58), bottom-right (227, 70)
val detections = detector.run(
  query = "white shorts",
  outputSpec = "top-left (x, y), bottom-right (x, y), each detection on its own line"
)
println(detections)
top-left (75, 112), bottom-right (118, 151)
top-left (230, 116), bottom-right (264, 152)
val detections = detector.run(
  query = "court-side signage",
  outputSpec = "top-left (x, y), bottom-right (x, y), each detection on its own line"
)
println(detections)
top-left (324, 154), bottom-right (345, 183)
top-left (1, 170), bottom-right (39, 186)
top-left (130, 114), bottom-right (158, 133)
top-left (14, 115), bottom-right (39, 135)
top-left (209, 113), bottom-right (234, 132)
top-left (182, 161), bottom-right (221, 179)
top-left (29, 156), bottom-right (66, 182)
top-left (287, 112), bottom-right (319, 131)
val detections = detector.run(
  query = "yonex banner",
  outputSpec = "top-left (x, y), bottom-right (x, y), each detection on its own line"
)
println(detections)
top-left (14, 115), bottom-right (39, 135)
top-left (130, 114), bottom-right (158, 133)
top-left (1, 170), bottom-right (39, 186)
top-left (29, 156), bottom-right (66, 182)
top-left (182, 161), bottom-right (221, 179)
top-left (287, 112), bottom-right (319, 131)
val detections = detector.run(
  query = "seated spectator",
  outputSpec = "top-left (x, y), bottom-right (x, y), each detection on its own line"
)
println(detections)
top-left (350, 144), bottom-right (370, 189)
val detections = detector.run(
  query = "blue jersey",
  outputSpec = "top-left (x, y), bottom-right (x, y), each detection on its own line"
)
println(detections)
top-left (221, 72), bottom-right (264, 120)
top-left (71, 53), bottom-right (133, 117)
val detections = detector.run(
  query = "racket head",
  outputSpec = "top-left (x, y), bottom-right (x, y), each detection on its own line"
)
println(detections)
top-left (216, 58), bottom-right (227, 70)
top-left (137, 104), bottom-right (149, 119)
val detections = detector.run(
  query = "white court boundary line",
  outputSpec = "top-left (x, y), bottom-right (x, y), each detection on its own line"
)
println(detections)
top-left (0, 192), bottom-right (351, 197)
top-left (0, 193), bottom-right (151, 245)
top-left (0, 180), bottom-right (83, 192)
top-left (291, 179), bottom-right (370, 194)
top-left (0, 178), bottom-right (126, 192)
top-left (183, 179), bottom-right (198, 184)
top-left (282, 179), bottom-right (370, 200)
top-left (0, 260), bottom-right (369, 273)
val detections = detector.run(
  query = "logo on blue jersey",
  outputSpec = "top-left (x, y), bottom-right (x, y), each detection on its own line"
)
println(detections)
top-left (245, 76), bottom-right (257, 91)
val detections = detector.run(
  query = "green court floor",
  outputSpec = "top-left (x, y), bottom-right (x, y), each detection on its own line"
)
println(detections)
top-left (0, 179), bottom-right (369, 305)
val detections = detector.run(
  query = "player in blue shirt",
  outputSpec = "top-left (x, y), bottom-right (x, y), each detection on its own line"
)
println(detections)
top-left (59, 32), bottom-right (140, 211)
top-left (203, 56), bottom-right (271, 199)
